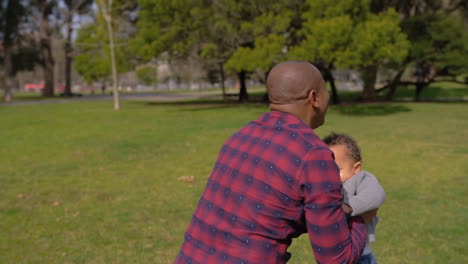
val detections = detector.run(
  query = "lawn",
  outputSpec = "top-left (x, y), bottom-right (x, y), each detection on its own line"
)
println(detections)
top-left (0, 99), bottom-right (467, 263)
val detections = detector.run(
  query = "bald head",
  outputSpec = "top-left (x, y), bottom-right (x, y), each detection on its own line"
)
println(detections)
top-left (267, 61), bottom-right (325, 104)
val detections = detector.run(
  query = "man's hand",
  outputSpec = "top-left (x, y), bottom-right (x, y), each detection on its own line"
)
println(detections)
top-left (360, 208), bottom-right (378, 224)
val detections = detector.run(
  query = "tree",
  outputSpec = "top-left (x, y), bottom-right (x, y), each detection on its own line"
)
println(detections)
top-left (429, 15), bottom-right (468, 78)
top-left (132, 0), bottom-right (215, 95)
top-left (0, 0), bottom-right (27, 102)
top-left (74, 23), bottom-right (112, 83)
top-left (343, 9), bottom-right (410, 101)
top-left (134, 0), bottom-right (246, 98)
top-left (372, 0), bottom-right (468, 100)
top-left (75, 0), bottom-right (136, 108)
top-left (97, 0), bottom-right (120, 110)
top-left (198, 0), bottom-right (258, 102)
top-left (30, 0), bottom-right (57, 97)
top-left (197, 2), bottom-right (243, 101)
top-left (132, 0), bottom-right (202, 60)
top-left (291, 0), bottom-right (409, 102)
top-left (220, 0), bottom-right (305, 102)
top-left (290, 15), bottom-right (354, 104)
top-left (133, 0), bottom-right (305, 102)
top-left (409, 14), bottom-right (468, 101)
top-left (135, 65), bottom-right (157, 86)
top-left (61, 0), bottom-right (93, 96)
top-left (2, 0), bottom-right (93, 100)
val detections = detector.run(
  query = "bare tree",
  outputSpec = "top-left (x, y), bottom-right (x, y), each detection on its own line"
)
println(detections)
top-left (32, 0), bottom-right (56, 97)
top-left (97, 0), bottom-right (120, 110)
top-left (61, 0), bottom-right (93, 96)
top-left (0, 0), bottom-right (22, 102)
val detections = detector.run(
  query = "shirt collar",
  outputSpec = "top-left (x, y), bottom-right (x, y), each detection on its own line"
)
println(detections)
top-left (260, 111), bottom-right (309, 130)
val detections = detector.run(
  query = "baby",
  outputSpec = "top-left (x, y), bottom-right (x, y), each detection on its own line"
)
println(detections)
top-left (323, 132), bottom-right (386, 264)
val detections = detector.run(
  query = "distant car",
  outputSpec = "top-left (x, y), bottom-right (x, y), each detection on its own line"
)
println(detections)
top-left (56, 85), bottom-right (65, 92)
top-left (24, 83), bottom-right (44, 91)
top-left (23, 84), bottom-right (66, 92)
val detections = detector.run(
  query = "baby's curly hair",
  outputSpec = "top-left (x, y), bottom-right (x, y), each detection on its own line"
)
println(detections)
top-left (322, 132), bottom-right (362, 163)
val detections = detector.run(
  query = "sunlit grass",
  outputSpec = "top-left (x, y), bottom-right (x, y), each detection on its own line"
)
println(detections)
top-left (0, 100), bottom-right (466, 263)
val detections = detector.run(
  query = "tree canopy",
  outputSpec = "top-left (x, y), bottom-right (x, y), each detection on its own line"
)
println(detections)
top-left (74, 1), bottom-right (135, 84)
top-left (290, 0), bottom-right (410, 101)
top-left (1, 0), bottom-right (466, 103)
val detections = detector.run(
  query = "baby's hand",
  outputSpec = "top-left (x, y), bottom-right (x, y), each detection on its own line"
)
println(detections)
top-left (342, 204), bottom-right (353, 215)
top-left (361, 208), bottom-right (378, 224)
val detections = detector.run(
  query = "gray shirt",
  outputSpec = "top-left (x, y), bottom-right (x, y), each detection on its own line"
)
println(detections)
top-left (342, 170), bottom-right (385, 255)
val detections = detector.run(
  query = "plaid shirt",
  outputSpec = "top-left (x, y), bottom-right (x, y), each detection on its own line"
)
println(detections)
top-left (175, 111), bottom-right (367, 264)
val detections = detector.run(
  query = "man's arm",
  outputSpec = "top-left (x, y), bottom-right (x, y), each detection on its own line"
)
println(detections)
top-left (347, 171), bottom-right (385, 217)
top-left (300, 149), bottom-right (367, 264)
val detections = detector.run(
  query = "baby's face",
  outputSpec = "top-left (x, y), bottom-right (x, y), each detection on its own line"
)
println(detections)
top-left (329, 144), bottom-right (361, 183)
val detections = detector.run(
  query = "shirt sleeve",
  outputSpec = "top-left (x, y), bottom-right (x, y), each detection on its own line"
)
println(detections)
top-left (348, 171), bottom-right (386, 216)
top-left (299, 148), bottom-right (367, 264)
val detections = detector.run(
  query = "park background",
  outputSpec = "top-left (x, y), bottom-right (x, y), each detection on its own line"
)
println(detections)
top-left (1, 0), bottom-right (467, 263)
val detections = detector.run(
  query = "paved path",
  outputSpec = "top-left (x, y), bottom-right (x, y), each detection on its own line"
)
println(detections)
top-left (0, 90), bottom-right (226, 106)
top-left (2, 89), bottom-right (464, 106)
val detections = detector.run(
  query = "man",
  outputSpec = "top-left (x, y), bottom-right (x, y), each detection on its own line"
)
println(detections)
top-left (175, 61), bottom-right (372, 264)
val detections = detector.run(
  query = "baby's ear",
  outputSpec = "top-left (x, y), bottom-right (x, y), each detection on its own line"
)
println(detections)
top-left (353, 161), bottom-right (361, 174)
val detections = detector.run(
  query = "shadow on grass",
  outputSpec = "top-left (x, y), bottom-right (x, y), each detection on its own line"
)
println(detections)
top-left (333, 103), bottom-right (412, 116)
top-left (399, 86), bottom-right (467, 99)
top-left (143, 99), bottom-right (268, 112)
top-left (141, 99), bottom-right (414, 115)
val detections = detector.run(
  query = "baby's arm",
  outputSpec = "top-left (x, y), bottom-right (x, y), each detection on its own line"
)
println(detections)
top-left (348, 171), bottom-right (385, 217)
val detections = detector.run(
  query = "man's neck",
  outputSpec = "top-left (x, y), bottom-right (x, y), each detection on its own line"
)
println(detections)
top-left (270, 103), bottom-right (312, 128)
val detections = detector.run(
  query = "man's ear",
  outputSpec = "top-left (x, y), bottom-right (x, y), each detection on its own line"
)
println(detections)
top-left (308, 89), bottom-right (320, 107)
top-left (353, 161), bottom-right (362, 174)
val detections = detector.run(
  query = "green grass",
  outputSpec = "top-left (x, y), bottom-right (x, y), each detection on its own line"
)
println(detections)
top-left (340, 81), bottom-right (468, 101)
top-left (390, 81), bottom-right (468, 100)
top-left (225, 81), bottom-right (468, 102)
top-left (0, 100), bottom-right (467, 263)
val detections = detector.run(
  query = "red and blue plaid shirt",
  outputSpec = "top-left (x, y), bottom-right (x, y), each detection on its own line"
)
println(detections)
top-left (175, 111), bottom-right (367, 264)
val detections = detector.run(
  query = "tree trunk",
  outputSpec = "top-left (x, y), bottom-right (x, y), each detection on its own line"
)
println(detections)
top-left (107, 13), bottom-right (120, 110)
top-left (237, 71), bottom-right (248, 103)
top-left (41, 41), bottom-right (55, 97)
top-left (40, 1), bottom-right (55, 97)
top-left (361, 65), bottom-right (378, 102)
top-left (414, 82), bottom-right (428, 101)
top-left (64, 11), bottom-right (74, 96)
top-left (323, 67), bottom-right (340, 105)
top-left (219, 62), bottom-right (226, 101)
top-left (2, 43), bottom-right (14, 102)
top-left (2, 0), bottom-right (15, 102)
top-left (99, 0), bottom-right (120, 110)
top-left (385, 69), bottom-right (405, 101)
